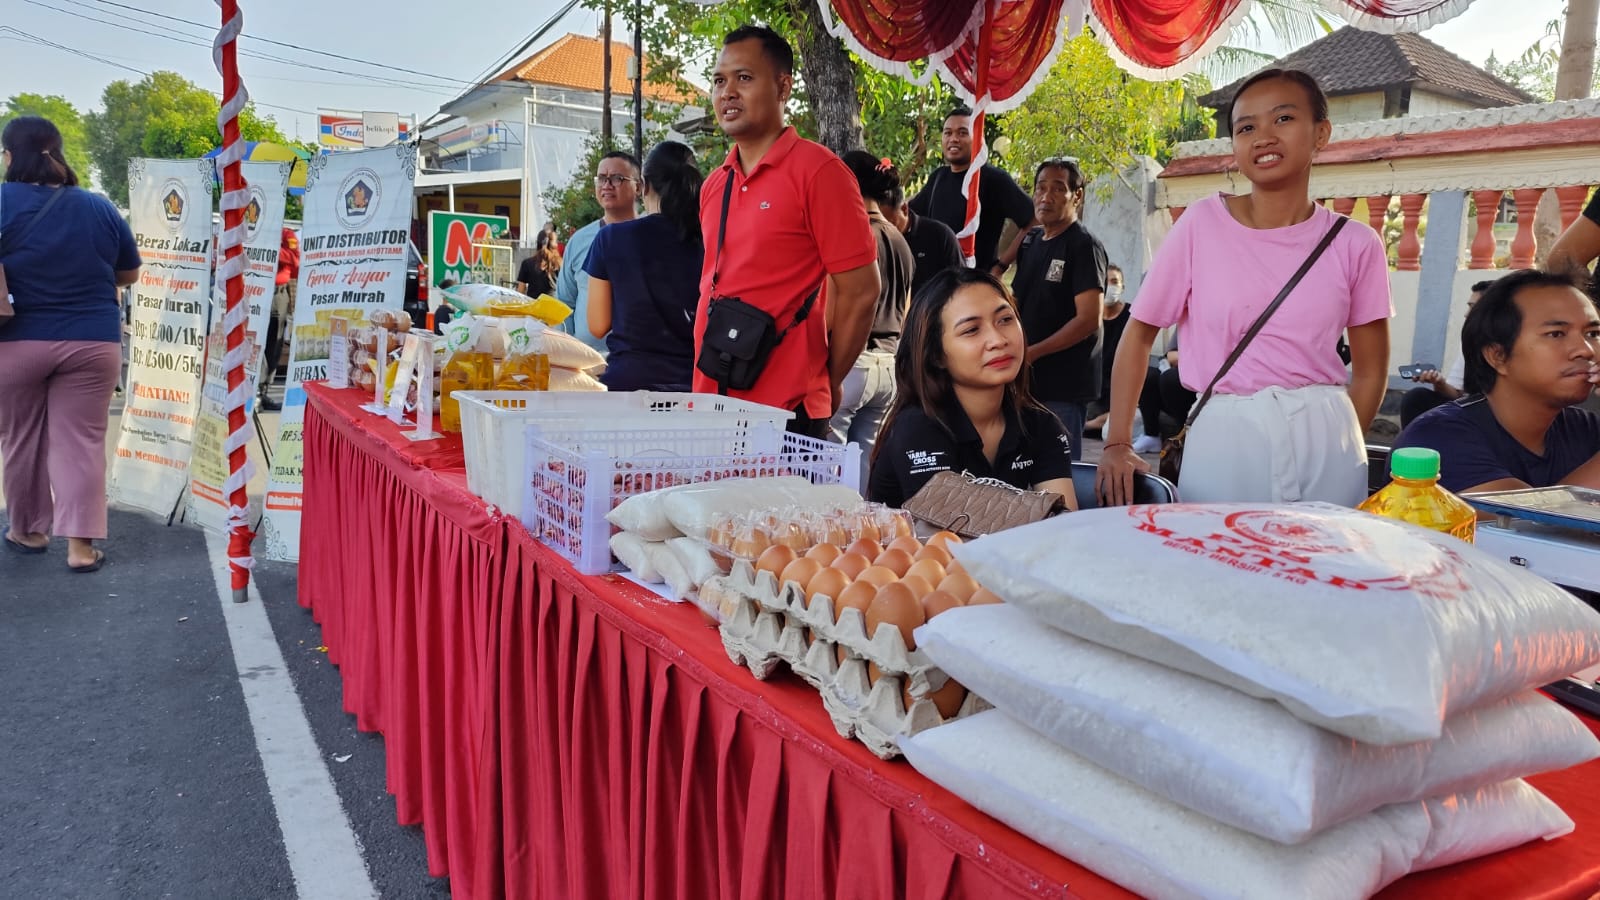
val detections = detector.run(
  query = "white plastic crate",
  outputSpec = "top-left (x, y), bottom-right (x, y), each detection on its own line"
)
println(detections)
top-left (456, 390), bottom-right (795, 517)
top-left (521, 422), bottom-right (861, 575)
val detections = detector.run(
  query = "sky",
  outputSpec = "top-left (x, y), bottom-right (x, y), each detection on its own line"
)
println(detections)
top-left (0, 0), bottom-right (1575, 142)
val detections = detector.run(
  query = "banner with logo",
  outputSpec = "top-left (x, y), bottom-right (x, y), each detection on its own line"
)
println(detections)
top-left (427, 210), bottom-right (510, 287)
top-left (186, 160), bottom-right (290, 532)
top-left (319, 109), bottom-right (413, 152)
top-left (108, 158), bottom-right (213, 516)
top-left (261, 144), bottom-right (418, 560)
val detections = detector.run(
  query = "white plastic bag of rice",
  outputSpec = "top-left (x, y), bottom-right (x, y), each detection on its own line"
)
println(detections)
top-left (952, 503), bottom-right (1600, 744)
top-left (609, 532), bottom-right (663, 583)
top-left (902, 711), bottom-right (1573, 900)
top-left (916, 604), bottom-right (1600, 844)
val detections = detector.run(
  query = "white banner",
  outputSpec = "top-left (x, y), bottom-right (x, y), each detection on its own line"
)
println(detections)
top-left (261, 145), bottom-right (418, 561)
top-left (108, 158), bottom-right (214, 516)
top-left (187, 160), bottom-right (290, 532)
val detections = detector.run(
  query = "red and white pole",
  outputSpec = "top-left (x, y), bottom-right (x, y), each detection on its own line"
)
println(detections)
top-left (215, 0), bottom-right (255, 601)
top-left (956, 0), bottom-right (995, 267)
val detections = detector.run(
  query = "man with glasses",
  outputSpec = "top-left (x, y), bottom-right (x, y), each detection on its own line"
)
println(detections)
top-left (555, 150), bottom-right (640, 354)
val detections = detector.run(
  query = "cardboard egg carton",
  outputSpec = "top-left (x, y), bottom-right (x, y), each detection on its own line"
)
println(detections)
top-left (819, 656), bottom-right (990, 759)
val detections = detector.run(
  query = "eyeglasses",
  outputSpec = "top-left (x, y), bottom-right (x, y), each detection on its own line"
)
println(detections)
top-left (594, 174), bottom-right (637, 188)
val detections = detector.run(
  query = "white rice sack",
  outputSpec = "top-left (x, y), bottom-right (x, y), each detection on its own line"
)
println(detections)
top-left (548, 366), bottom-right (606, 392)
top-left (952, 503), bottom-right (1600, 745)
top-left (917, 604), bottom-right (1600, 844)
top-left (667, 537), bottom-right (720, 589)
top-left (542, 328), bottom-right (607, 372)
top-left (609, 532), bottom-right (663, 583)
top-left (607, 489), bottom-right (684, 542)
top-left (902, 711), bottom-right (1573, 900)
top-left (649, 544), bottom-right (694, 602)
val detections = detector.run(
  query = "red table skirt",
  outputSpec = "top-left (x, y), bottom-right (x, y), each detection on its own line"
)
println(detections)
top-left (298, 383), bottom-right (1600, 900)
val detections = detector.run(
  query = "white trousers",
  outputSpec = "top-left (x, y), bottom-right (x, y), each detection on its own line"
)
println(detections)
top-left (1177, 383), bottom-right (1368, 507)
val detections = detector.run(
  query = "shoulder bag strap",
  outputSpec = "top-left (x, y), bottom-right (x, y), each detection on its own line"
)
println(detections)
top-left (0, 185), bottom-right (70, 256)
top-left (708, 165), bottom-right (821, 335)
top-left (1183, 215), bottom-right (1349, 427)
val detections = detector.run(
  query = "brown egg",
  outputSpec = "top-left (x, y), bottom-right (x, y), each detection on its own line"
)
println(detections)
top-left (967, 587), bottom-right (1004, 606)
top-left (866, 581), bottom-right (925, 649)
top-left (706, 521), bottom-right (732, 551)
top-left (867, 660), bottom-right (884, 686)
top-left (779, 556), bottom-right (821, 589)
top-left (823, 521), bottom-right (853, 547)
top-left (873, 547), bottom-right (915, 578)
top-left (888, 535), bottom-right (923, 556)
top-left (905, 678), bottom-right (967, 719)
top-left (756, 545), bottom-right (797, 579)
top-left (898, 575), bottom-right (934, 600)
top-left (846, 538), bottom-right (881, 562)
top-left (927, 530), bottom-right (964, 550)
top-left (936, 571), bottom-right (980, 604)
top-left (946, 558), bottom-right (967, 577)
top-left (905, 558), bottom-right (947, 587)
top-left (806, 567), bottom-right (850, 603)
top-left (913, 544), bottom-right (952, 567)
top-left (805, 542), bottom-right (842, 566)
top-left (891, 514), bottom-right (913, 538)
top-left (856, 565), bottom-right (900, 589)
top-left (835, 579), bottom-right (878, 624)
top-left (856, 518), bottom-right (882, 544)
top-left (920, 589), bottom-right (964, 620)
top-left (730, 529), bottom-right (771, 559)
top-left (773, 522), bottom-right (810, 551)
top-left (830, 552), bottom-right (871, 580)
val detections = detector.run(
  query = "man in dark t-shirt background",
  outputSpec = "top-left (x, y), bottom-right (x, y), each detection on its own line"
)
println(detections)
top-left (908, 107), bottom-right (1036, 272)
top-left (1394, 268), bottom-right (1600, 493)
top-left (997, 158), bottom-right (1108, 462)
top-left (884, 189), bottom-right (961, 300)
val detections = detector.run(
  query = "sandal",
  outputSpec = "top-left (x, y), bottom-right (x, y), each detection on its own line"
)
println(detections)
top-left (68, 549), bottom-right (106, 573)
top-left (4, 533), bottom-right (48, 555)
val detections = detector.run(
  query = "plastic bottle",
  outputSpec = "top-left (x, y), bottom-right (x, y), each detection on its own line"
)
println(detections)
top-left (495, 320), bottom-right (551, 392)
top-left (1358, 447), bottom-right (1476, 543)
top-left (439, 316), bottom-right (493, 432)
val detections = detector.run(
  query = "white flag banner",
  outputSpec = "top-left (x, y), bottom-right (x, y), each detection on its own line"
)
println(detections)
top-left (108, 158), bottom-right (214, 516)
top-left (261, 144), bottom-right (418, 561)
top-left (186, 160), bottom-right (292, 533)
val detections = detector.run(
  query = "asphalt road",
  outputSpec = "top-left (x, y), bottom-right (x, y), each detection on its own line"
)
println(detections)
top-left (2, 404), bottom-right (451, 900)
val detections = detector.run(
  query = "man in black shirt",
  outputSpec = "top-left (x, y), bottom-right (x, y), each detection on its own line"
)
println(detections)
top-left (998, 158), bottom-right (1107, 461)
top-left (884, 190), bottom-right (961, 300)
top-left (907, 107), bottom-right (1036, 272)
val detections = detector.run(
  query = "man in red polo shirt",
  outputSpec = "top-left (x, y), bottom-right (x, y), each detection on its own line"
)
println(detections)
top-left (693, 24), bottom-right (880, 439)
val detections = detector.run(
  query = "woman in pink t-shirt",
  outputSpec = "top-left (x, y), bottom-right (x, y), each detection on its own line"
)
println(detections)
top-left (1097, 69), bottom-right (1392, 507)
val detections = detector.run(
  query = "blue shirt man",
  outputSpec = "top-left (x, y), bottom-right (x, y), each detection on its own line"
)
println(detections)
top-left (555, 151), bottom-right (639, 355)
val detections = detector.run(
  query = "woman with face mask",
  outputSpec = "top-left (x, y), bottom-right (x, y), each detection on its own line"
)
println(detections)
top-left (1085, 264), bottom-right (1127, 436)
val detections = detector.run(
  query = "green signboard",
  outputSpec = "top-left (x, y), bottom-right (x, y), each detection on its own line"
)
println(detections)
top-left (427, 210), bottom-right (512, 289)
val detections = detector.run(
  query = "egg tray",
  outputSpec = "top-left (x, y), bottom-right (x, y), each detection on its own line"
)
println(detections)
top-left (727, 560), bottom-right (947, 695)
top-left (717, 568), bottom-right (989, 760)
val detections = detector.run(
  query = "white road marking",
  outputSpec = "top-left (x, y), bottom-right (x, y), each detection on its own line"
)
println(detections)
top-left (205, 533), bottom-right (377, 900)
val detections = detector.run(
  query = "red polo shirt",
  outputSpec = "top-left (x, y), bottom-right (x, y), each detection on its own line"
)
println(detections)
top-left (693, 127), bottom-right (876, 418)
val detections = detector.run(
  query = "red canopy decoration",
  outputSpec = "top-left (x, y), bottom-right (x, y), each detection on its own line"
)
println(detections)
top-left (821, 0), bottom-right (1479, 107)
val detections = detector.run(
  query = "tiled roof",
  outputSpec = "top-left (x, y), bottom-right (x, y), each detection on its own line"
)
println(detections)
top-left (496, 33), bottom-right (698, 104)
top-left (1200, 27), bottom-right (1534, 110)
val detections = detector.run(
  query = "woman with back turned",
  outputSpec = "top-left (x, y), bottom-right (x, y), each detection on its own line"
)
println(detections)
top-left (0, 116), bottom-right (141, 572)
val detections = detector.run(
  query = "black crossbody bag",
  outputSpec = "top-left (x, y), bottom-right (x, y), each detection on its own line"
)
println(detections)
top-left (695, 173), bottom-right (820, 394)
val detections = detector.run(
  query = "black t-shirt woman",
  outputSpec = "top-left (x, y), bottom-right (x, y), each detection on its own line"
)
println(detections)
top-left (868, 268), bottom-right (1077, 510)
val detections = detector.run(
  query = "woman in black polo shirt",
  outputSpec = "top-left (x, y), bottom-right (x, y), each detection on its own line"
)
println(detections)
top-left (868, 268), bottom-right (1077, 509)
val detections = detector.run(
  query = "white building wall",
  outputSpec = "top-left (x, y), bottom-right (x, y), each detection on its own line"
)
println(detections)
top-left (1327, 92), bottom-right (1387, 124)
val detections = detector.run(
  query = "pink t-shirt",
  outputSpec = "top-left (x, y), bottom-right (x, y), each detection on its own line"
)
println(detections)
top-left (1132, 193), bottom-right (1393, 396)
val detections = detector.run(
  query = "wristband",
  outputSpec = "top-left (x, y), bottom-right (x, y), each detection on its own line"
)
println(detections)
top-left (1103, 441), bottom-right (1133, 452)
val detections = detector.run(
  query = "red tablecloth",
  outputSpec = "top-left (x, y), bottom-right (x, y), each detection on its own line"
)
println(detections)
top-left (298, 382), bottom-right (1600, 900)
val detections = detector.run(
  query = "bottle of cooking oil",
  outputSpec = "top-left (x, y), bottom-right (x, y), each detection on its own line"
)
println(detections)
top-left (1358, 447), bottom-right (1476, 543)
top-left (439, 316), bottom-right (493, 432)
top-left (495, 320), bottom-right (550, 391)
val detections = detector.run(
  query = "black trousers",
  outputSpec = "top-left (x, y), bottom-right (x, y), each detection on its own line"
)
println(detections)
top-left (1139, 365), bottom-right (1197, 438)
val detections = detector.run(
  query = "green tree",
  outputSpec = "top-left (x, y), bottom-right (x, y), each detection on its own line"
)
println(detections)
top-left (0, 93), bottom-right (93, 188)
top-left (999, 34), bottom-right (1197, 189)
top-left (85, 71), bottom-right (292, 205)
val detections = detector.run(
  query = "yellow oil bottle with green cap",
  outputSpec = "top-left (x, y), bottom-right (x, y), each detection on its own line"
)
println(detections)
top-left (1358, 447), bottom-right (1476, 543)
